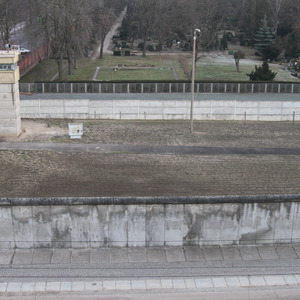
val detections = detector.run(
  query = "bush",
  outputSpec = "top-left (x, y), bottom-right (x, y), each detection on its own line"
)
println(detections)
top-left (147, 44), bottom-right (154, 51)
top-left (124, 50), bottom-right (130, 56)
top-left (247, 61), bottom-right (277, 81)
top-left (263, 45), bottom-right (280, 61)
top-left (113, 51), bottom-right (121, 56)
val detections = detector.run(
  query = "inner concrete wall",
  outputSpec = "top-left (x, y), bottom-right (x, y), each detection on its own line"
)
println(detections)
top-left (1, 195), bottom-right (300, 249)
top-left (20, 96), bottom-right (300, 121)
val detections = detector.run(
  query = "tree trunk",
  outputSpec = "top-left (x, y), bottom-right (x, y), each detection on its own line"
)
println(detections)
top-left (57, 55), bottom-right (64, 81)
top-left (99, 34), bottom-right (105, 59)
top-left (68, 50), bottom-right (73, 75)
top-left (235, 59), bottom-right (240, 72)
top-left (142, 36), bottom-right (147, 57)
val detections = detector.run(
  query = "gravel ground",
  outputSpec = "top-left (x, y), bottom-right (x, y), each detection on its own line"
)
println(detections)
top-left (0, 119), bottom-right (299, 198)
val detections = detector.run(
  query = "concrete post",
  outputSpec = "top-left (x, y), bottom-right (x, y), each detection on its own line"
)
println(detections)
top-left (0, 50), bottom-right (21, 136)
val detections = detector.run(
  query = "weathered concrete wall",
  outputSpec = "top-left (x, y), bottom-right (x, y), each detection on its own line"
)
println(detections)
top-left (20, 96), bottom-right (300, 121)
top-left (0, 195), bottom-right (300, 249)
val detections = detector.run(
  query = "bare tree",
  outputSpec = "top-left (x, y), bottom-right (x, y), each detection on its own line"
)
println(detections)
top-left (267, 0), bottom-right (285, 36)
top-left (91, 3), bottom-right (116, 59)
top-left (27, 0), bottom-right (92, 79)
top-left (129, 0), bottom-right (158, 56)
top-left (0, 0), bottom-right (20, 45)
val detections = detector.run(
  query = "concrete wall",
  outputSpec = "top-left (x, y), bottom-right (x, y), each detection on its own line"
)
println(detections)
top-left (1, 195), bottom-right (300, 249)
top-left (20, 97), bottom-right (300, 121)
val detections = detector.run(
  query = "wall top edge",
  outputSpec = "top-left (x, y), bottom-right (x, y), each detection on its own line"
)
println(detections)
top-left (1, 195), bottom-right (300, 206)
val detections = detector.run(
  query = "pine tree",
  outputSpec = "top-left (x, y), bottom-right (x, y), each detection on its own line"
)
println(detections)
top-left (247, 61), bottom-right (277, 81)
top-left (254, 15), bottom-right (274, 55)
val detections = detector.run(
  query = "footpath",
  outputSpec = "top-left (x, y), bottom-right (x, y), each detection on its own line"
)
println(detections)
top-left (1, 244), bottom-right (300, 297)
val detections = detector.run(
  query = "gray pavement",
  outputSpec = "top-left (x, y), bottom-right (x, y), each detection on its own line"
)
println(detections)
top-left (1, 141), bottom-right (300, 155)
top-left (0, 245), bottom-right (300, 297)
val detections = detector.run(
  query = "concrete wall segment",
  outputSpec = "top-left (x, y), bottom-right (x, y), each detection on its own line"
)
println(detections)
top-left (0, 195), bottom-right (300, 248)
top-left (19, 96), bottom-right (300, 121)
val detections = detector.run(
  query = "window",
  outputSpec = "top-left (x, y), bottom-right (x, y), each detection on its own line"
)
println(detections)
top-left (0, 63), bottom-right (17, 70)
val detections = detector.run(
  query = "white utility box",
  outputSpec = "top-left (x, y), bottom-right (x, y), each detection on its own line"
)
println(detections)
top-left (68, 123), bottom-right (83, 139)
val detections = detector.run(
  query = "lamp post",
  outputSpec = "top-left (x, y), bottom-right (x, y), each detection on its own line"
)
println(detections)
top-left (190, 28), bottom-right (201, 134)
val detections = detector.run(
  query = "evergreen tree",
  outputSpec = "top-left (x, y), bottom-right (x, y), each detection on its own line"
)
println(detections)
top-left (254, 15), bottom-right (274, 55)
top-left (247, 61), bottom-right (277, 81)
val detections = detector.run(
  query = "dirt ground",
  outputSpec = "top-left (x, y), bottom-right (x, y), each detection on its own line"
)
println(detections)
top-left (1, 119), bottom-right (300, 198)
top-left (5, 119), bottom-right (300, 148)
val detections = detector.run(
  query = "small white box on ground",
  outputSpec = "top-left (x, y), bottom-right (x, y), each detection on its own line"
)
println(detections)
top-left (68, 123), bottom-right (83, 139)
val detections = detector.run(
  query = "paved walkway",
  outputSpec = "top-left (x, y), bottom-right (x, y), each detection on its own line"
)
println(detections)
top-left (1, 141), bottom-right (300, 155)
top-left (1, 245), bottom-right (300, 296)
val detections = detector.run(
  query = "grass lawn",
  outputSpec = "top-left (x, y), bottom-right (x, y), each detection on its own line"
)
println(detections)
top-left (20, 52), bottom-right (299, 83)
top-left (195, 63), bottom-right (254, 81)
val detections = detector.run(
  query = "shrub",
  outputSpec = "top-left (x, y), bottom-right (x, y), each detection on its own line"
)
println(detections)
top-left (147, 44), bottom-right (154, 51)
top-left (263, 45), bottom-right (280, 61)
top-left (247, 61), bottom-right (277, 81)
top-left (113, 51), bottom-right (121, 56)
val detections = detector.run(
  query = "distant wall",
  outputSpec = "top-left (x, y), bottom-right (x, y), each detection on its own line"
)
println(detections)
top-left (1, 195), bottom-right (300, 249)
top-left (20, 82), bottom-right (300, 94)
top-left (20, 97), bottom-right (300, 121)
top-left (18, 45), bottom-right (48, 77)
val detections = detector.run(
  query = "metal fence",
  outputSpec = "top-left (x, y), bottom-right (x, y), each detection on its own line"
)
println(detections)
top-left (19, 81), bottom-right (300, 94)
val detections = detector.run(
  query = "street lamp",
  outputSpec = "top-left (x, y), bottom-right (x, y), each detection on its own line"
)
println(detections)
top-left (190, 28), bottom-right (201, 134)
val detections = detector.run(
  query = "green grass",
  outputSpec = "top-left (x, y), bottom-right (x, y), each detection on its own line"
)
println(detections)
top-left (20, 52), bottom-right (300, 82)
top-left (195, 64), bottom-right (254, 81)
top-left (20, 55), bottom-right (187, 82)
